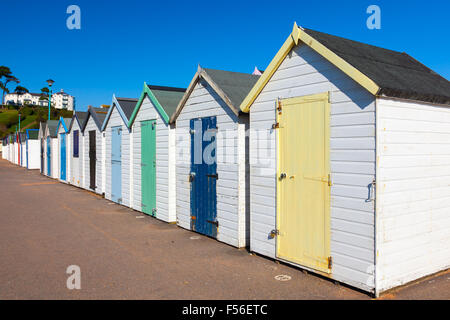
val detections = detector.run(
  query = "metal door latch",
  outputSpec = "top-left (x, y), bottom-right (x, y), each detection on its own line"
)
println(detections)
top-left (269, 229), bottom-right (280, 239)
top-left (207, 220), bottom-right (219, 227)
top-left (366, 179), bottom-right (376, 202)
top-left (189, 172), bottom-right (196, 182)
top-left (279, 173), bottom-right (287, 180)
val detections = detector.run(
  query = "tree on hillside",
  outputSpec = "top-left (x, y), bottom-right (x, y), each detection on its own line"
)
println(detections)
top-left (1, 72), bottom-right (18, 107)
top-left (0, 66), bottom-right (19, 105)
top-left (15, 86), bottom-right (29, 95)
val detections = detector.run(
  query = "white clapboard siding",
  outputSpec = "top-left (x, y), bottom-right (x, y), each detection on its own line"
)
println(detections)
top-left (21, 143), bottom-right (26, 167)
top-left (376, 97), bottom-right (450, 292)
top-left (51, 138), bottom-right (58, 179)
top-left (249, 43), bottom-right (376, 292)
top-left (43, 138), bottom-right (47, 175)
top-left (131, 96), bottom-right (176, 222)
top-left (83, 117), bottom-right (103, 195)
top-left (104, 107), bottom-right (131, 207)
top-left (2, 144), bottom-right (7, 160)
top-left (70, 120), bottom-right (83, 187)
top-left (176, 79), bottom-right (249, 248)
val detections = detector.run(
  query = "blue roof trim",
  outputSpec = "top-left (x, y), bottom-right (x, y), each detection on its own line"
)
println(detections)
top-left (26, 129), bottom-right (39, 139)
top-left (56, 116), bottom-right (69, 133)
top-left (101, 94), bottom-right (131, 131)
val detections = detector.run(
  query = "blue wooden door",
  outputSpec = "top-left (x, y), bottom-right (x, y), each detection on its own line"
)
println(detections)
top-left (111, 126), bottom-right (122, 203)
top-left (26, 139), bottom-right (29, 169)
top-left (47, 137), bottom-right (51, 176)
top-left (60, 133), bottom-right (67, 181)
top-left (190, 117), bottom-right (217, 238)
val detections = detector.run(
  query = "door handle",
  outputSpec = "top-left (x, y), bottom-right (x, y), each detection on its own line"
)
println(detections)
top-left (279, 173), bottom-right (286, 180)
top-left (189, 172), bottom-right (195, 182)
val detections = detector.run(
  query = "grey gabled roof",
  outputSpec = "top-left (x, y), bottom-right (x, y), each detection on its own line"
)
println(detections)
top-left (27, 130), bottom-right (39, 140)
top-left (81, 106), bottom-right (108, 132)
top-left (304, 28), bottom-right (450, 105)
top-left (46, 120), bottom-right (59, 138)
top-left (61, 118), bottom-right (71, 132)
top-left (170, 67), bottom-right (260, 123)
top-left (69, 111), bottom-right (88, 131)
top-left (116, 98), bottom-right (138, 120)
top-left (203, 68), bottom-right (260, 108)
top-left (148, 85), bottom-right (186, 118)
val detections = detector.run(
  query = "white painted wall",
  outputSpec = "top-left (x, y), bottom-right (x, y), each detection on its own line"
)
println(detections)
top-left (83, 116), bottom-right (103, 194)
top-left (2, 144), bottom-right (7, 160)
top-left (104, 107), bottom-right (131, 206)
top-left (27, 140), bottom-right (40, 169)
top-left (51, 138), bottom-right (58, 179)
top-left (13, 143), bottom-right (18, 165)
top-left (70, 121), bottom-right (83, 187)
top-left (131, 96), bottom-right (176, 222)
top-left (248, 43), bottom-right (376, 292)
top-left (20, 143), bottom-right (25, 167)
top-left (102, 132), bottom-right (106, 194)
top-left (176, 79), bottom-right (249, 248)
top-left (376, 97), bottom-right (450, 293)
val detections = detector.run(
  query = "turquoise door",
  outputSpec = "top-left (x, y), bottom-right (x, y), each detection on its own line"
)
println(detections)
top-left (47, 137), bottom-right (51, 176)
top-left (141, 120), bottom-right (157, 216)
top-left (111, 126), bottom-right (122, 203)
top-left (60, 133), bottom-right (67, 181)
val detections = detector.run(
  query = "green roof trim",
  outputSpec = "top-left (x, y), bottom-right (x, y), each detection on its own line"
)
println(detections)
top-left (128, 82), bottom-right (170, 127)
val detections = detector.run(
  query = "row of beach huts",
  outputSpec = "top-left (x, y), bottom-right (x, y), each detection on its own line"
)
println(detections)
top-left (2, 24), bottom-right (450, 296)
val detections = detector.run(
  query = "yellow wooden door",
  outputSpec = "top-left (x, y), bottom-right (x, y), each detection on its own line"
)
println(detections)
top-left (276, 92), bottom-right (331, 273)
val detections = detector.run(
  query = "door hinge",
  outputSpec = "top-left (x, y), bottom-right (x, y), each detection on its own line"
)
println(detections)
top-left (272, 122), bottom-right (279, 129)
top-left (206, 173), bottom-right (218, 179)
top-left (269, 229), bottom-right (280, 239)
top-left (207, 220), bottom-right (219, 227)
top-left (328, 174), bottom-right (332, 187)
top-left (328, 256), bottom-right (333, 269)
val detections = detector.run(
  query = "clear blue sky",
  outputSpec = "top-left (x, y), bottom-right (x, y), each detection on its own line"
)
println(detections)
top-left (2, 0), bottom-right (449, 111)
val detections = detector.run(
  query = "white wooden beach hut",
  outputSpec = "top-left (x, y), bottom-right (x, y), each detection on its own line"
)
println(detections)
top-left (2, 137), bottom-right (8, 160)
top-left (80, 106), bottom-right (108, 194)
top-left (67, 111), bottom-right (87, 187)
top-left (44, 120), bottom-right (59, 179)
top-left (240, 23), bottom-right (450, 295)
top-left (170, 67), bottom-right (259, 248)
top-left (19, 132), bottom-right (27, 167)
top-left (128, 83), bottom-right (185, 221)
top-left (102, 96), bottom-right (137, 206)
top-left (25, 129), bottom-right (40, 169)
top-left (56, 117), bottom-right (71, 183)
top-left (13, 133), bottom-right (19, 165)
top-left (38, 122), bottom-right (47, 174)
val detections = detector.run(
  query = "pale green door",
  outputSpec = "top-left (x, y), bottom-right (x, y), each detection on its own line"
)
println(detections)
top-left (141, 120), bottom-right (157, 216)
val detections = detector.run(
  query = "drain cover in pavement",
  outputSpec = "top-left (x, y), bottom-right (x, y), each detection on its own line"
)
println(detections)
top-left (274, 275), bottom-right (292, 281)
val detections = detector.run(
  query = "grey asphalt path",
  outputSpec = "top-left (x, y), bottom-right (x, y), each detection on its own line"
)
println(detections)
top-left (0, 158), bottom-right (448, 299)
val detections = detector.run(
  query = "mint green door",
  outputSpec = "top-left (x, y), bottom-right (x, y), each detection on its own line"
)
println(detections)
top-left (141, 120), bottom-right (157, 216)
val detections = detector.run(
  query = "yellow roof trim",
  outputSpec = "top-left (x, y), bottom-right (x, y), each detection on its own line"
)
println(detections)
top-left (240, 23), bottom-right (381, 113)
top-left (239, 23), bottom-right (298, 113)
top-left (298, 29), bottom-right (380, 96)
